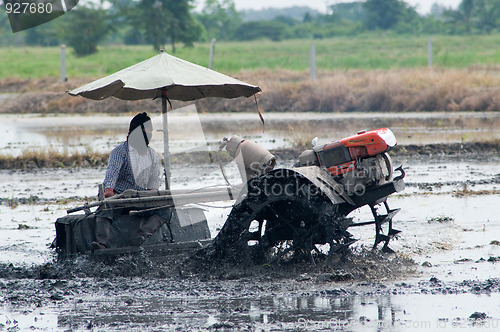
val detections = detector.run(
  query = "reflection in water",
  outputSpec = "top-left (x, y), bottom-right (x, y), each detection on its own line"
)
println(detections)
top-left (5, 290), bottom-right (499, 331)
top-left (51, 293), bottom-right (405, 331)
top-left (52, 291), bottom-right (500, 331)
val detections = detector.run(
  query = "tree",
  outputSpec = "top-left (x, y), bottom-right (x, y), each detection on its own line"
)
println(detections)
top-left (362, 0), bottom-right (410, 30)
top-left (329, 2), bottom-right (365, 22)
top-left (429, 3), bottom-right (447, 18)
top-left (474, 0), bottom-right (500, 34)
top-left (60, 5), bottom-right (111, 56)
top-left (234, 20), bottom-right (288, 41)
top-left (134, 0), bottom-right (170, 51)
top-left (274, 15), bottom-right (300, 27)
top-left (197, 0), bottom-right (241, 41)
top-left (25, 23), bottom-right (60, 46)
top-left (130, 0), bottom-right (198, 52)
top-left (163, 0), bottom-right (201, 51)
top-left (106, 0), bottom-right (145, 45)
top-left (444, 0), bottom-right (475, 33)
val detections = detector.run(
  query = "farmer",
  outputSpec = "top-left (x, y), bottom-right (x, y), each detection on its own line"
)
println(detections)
top-left (91, 112), bottom-right (164, 250)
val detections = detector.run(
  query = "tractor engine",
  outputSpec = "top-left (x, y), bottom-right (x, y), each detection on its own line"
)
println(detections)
top-left (297, 128), bottom-right (396, 196)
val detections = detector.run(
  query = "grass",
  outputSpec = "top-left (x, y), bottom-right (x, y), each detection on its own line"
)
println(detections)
top-left (4, 66), bottom-right (500, 113)
top-left (2, 34), bottom-right (500, 113)
top-left (0, 45), bottom-right (158, 79)
top-left (2, 34), bottom-right (500, 79)
top-left (0, 148), bottom-right (109, 169)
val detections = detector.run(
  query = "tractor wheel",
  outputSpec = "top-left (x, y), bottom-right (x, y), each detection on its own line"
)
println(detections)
top-left (206, 169), bottom-right (355, 265)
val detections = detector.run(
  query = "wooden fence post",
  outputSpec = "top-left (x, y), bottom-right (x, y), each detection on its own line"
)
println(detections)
top-left (209, 38), bottom-right (216, 69)
top-left (310, 43), bottom-right (316, 80)
top-left (428, 37), bottom-right (433, 67)
top-left (60, 44), bottom-right (66, 82)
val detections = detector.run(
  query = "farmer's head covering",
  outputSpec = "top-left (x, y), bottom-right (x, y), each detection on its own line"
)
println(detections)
top-left (128, 112), bottom-right (153, 148)
top-left (128, 112), bottom-right (151, 135)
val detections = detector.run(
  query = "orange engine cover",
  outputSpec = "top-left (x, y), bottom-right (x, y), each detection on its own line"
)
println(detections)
top-left (341, 128), bottom-right (396, 156)
top-left (315, 128), bottom-right (397, 176)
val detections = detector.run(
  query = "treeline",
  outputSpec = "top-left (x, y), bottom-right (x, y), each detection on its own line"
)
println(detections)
top-left (0, 0), bottom-right (499, 56)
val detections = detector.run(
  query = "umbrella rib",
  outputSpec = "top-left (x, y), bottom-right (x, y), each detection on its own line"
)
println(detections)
top-left (196, 86), bottom-right (206, 98)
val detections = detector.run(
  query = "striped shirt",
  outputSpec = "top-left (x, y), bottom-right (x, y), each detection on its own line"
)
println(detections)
top-left (103, 141), bottom-right (161, 194)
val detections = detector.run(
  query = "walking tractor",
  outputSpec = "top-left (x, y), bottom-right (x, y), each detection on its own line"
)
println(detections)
top-left (203, 127), bottom-right (405, 263)
top-left (55, 128), bottom-right (405, 264)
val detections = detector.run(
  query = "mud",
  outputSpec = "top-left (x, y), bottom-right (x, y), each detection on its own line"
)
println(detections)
top-left (1, 254), bottom-right (499, 331)
top-left (0, 138), bottom-right (498, 170)
top-left (1, 111), bottom-right (499, 330)
top-left (0, 247), bottom-right (417, 330)
top-left (1, 155), bottom-right (499, 331)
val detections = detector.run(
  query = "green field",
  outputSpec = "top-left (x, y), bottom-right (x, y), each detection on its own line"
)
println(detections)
top-left (1, 34), bottom-right (500, 79)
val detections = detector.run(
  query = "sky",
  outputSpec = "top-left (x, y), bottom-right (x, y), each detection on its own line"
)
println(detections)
top-left (195, 0), bottom-right (461, 15)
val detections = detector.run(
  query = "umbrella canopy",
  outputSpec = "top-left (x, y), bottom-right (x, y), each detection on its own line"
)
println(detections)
top-left (68, 50), bottom-right (261, 101)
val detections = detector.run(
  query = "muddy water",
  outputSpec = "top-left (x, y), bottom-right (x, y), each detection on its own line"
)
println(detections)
top-left (0, 111), bottom-right (499, 331)
top-left (3, 289), bottom-right (500, 331)
top-left (1, 156), bottom-right (499, 331)
top-left (1, 111), bottom-right (499, 155)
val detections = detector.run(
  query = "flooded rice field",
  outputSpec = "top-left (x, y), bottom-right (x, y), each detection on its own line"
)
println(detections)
top-left (0, 111), bottom-right (499, 331)
top-left (1, 110), bottom-right (499, 156)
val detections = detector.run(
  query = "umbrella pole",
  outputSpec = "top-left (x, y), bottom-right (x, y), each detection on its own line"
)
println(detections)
top-left (161, 89), bottom-right (171, 190)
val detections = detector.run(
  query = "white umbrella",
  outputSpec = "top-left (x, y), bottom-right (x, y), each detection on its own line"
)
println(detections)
top-left (68, 50), bottom-right (261, 188)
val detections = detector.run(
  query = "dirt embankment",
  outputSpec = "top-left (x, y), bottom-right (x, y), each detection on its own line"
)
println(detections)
top-left (273, 141), bottom-right (500, 162)
top-left (3, 68), bottom-right (500, 114)
top-left (0, 151), bottom-right (109, 169)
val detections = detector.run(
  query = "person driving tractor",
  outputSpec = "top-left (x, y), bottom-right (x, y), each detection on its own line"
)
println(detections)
top-left (91, 112), bottom-right (164, 250)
